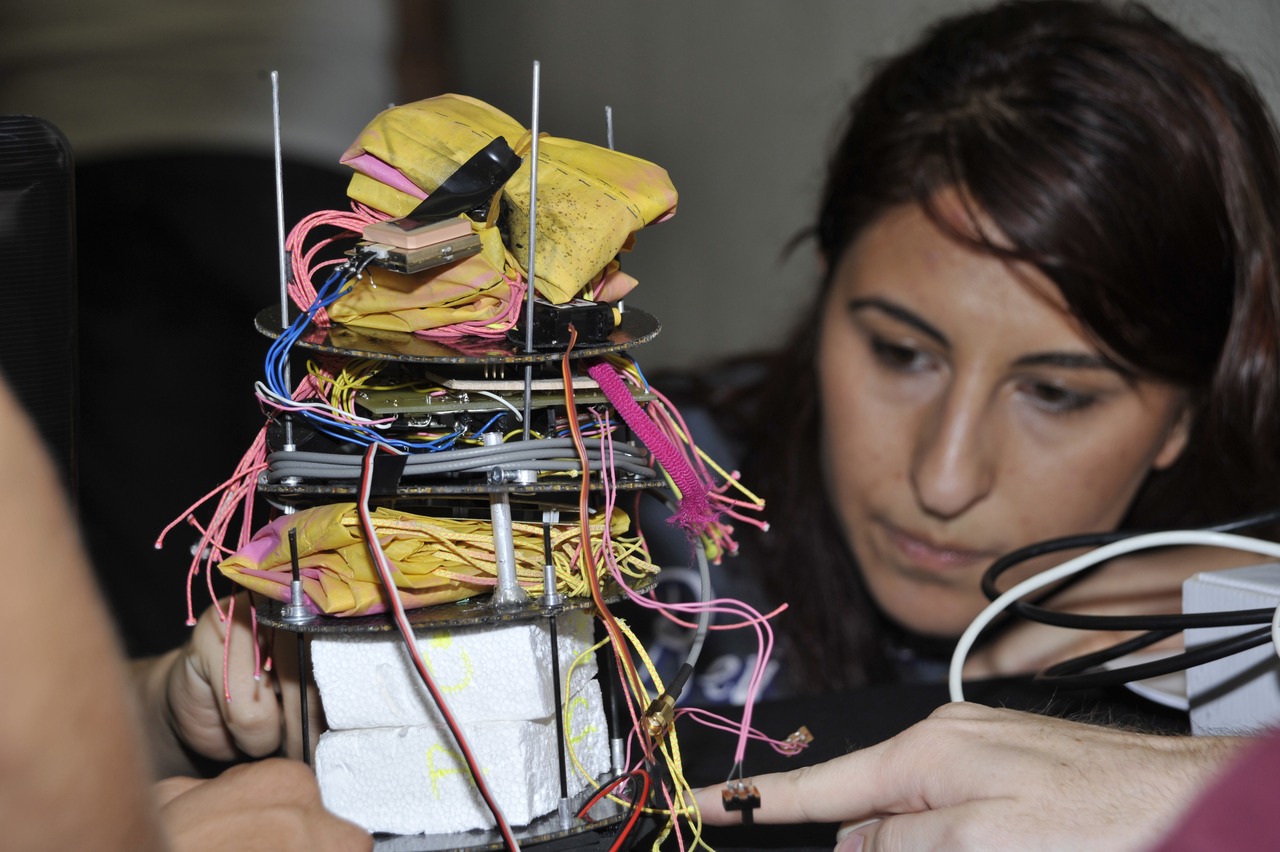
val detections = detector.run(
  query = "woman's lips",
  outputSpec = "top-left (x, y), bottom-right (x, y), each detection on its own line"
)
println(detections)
top-left (882, 522), bottom-right (992, 573)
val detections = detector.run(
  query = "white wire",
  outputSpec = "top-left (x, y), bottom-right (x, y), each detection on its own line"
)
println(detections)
top-left (253, 381), bottom-right (390, 427)
top-left (1272, 597), bottom-right (1280, 661)
top-left (949, 529), bottom-right (1280, 702)
top-left (475, 390), bottom-right (524, 421)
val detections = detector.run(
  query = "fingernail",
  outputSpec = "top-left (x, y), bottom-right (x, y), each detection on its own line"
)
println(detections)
top-left (836, 818), bottom-right (878, 842)
top-left (834, 834), bottom-right (863, 852)
top-left (835, 817), bottom-right (878, 852)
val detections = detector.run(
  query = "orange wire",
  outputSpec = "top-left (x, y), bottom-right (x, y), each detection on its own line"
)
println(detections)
top-left (560, 325), bottom-right (652, 762)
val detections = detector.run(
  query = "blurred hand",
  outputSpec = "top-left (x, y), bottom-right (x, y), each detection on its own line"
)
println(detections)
top-left (155, 759), bottom-right (370, 852)
top-left (137, 593), bottom-right (320, 775)
top-left (695, 703), bottom-right (1244, 852)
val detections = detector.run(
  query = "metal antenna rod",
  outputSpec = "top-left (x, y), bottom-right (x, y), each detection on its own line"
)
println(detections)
top-left (522, 60), bottom-right (541, 440)
top-left (605, 106), bottom-right (623, 315)
top-left (272, 70), bottom-right (288, 331)
top-left (271, 70), bottom-right (296, 453)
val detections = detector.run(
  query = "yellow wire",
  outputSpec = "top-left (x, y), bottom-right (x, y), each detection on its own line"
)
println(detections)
top-left (560, 618), bottom-right (715, 852)
top-left (340, 511), bottom-right (657, 597)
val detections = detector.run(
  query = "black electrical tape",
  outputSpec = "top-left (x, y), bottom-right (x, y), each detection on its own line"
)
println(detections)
top-left (402, 137), bottom-right (521, 225)
top-left (369, 451), bottom-right (409, 496)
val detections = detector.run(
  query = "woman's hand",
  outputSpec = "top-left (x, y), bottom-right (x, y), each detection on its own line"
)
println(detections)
top-left (695, 703), bottom-right (1243, 852)
top-left (155, 759), bottom-right (371, 851)
top-left (135, 594), bottom-right (320, 776)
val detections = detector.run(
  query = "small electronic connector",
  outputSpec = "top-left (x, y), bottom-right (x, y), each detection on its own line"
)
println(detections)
top-left (785, 725), bottom-right (815, 750)
top-left (510, 298), bottom-right (618, 349)
top-left (721, 779), bottom-right (762, 825)
top-left (642, 662), bottom-right (693, 742)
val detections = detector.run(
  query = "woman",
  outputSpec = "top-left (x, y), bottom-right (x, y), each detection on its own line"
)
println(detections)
top-left (711, 0), bottom-right (1280, 691)
top-left (691, 3), bottom-right (1280, 848)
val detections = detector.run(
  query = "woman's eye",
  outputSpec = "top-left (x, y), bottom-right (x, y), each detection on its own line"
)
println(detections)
top-left (870, 338), bottom-right (932, 372)
top-left (1024, 382), bottom-right (1096, 413)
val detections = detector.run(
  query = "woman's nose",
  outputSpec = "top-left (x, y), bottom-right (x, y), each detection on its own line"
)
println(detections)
top-left (909, 383), bottom-right (996, 520)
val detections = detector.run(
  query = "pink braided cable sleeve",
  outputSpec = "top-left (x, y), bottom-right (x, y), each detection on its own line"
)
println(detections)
top-left (586, 360), bottom-right (718, 537)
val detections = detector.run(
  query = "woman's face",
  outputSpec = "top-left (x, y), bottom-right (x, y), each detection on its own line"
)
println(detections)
top-left (817, 202), bottom-right (1191, 637)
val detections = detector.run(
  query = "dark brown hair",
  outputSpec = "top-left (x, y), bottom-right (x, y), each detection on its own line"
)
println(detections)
top-left (737, 0), bottom-right (1280, 690)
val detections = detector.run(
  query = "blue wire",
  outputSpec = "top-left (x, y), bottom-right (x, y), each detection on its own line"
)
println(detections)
top-left (265, 259), bottom-right (503, 455)
top-left (623, 354), bottom-right (651, 392)
top-left (469, 412), bottom-right (507, 441)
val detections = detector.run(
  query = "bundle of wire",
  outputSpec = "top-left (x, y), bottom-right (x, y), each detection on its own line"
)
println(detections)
top-left (595, 353), bottom-right (767, 563)
top-left (258, 257), bottom-right (482, 454)
top-left (161, 258), bottom-right (758, 617)
top-left (949, 509), bottom-right (1280, 702)
top-left (262, 439), bottom-right (656, 484)
top-left (217, 500), bottom-right (656, 617)
top-left (285, 204), bottom-right (528, 341)
top-left (547, 329), bottom-right (805, 852)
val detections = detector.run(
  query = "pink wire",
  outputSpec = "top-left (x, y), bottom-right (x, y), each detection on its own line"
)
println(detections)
top-left (286, 204), bottom-right (383, 321)
top-left (286, 203), bottom-right (528, 341)
top-left (674, 707), bottom-right (808, 757)
top-left (414, 274), bottom-right (528, 341)
top-left (590, 409), bottom-right (779, 767)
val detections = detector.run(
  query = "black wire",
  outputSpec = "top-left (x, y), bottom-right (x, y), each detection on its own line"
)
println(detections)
top-left (1035, 628), bottom-right (1181, 676)
top-left (980, 505), bottom-right (1280, 631)
top-left (1009, 606), bottom-right (1275, 632)
top-left (1035, 626), bottom-right (1273, 689)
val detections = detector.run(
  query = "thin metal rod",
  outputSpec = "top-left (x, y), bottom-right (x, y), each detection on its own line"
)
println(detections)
top-left (604, 106), bottom-right (623, 315)
top-left (271, 70), bottom-right (295, 450)
top-left (298, 632), bottom-right (311, 766)
top-left (522, 60), bottom-right (541, 440)
top-left (549, 616), bottom-right (571, 817)
top-left (539, 515), bottom-right (563, 608)
top-left (272, 70), bottom-right (288, 331)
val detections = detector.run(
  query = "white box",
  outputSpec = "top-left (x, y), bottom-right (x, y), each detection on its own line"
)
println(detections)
top-left (1184, 562), bottom-right (1280, 735)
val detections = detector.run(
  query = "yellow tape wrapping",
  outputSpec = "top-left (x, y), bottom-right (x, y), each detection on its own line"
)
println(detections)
top-left (217, 502), bottom-right (653, 616)
top-left (341, 93), bottom-right (677, 305)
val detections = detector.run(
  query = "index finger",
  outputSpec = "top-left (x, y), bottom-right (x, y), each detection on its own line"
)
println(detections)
top-left (694, 738), bottom-right (897, 827)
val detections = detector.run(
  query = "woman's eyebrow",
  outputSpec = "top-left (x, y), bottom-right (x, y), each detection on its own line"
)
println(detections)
top-left (1013, 351), bottom-right (1115, 370)
top-left (848, 297), bottom-right (947, 346)
top-left (849, 296), bottom-right (1120, 372)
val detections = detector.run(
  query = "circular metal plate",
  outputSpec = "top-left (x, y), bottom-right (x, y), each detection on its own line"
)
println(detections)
top-left (368, 776), bottom-right (628, 851)
top-left (254, 305), bottom-right (660, 365)
top-left (257, 574), bottom-right (656, 634)
top-left (256, 476), bottom-right (663, 502)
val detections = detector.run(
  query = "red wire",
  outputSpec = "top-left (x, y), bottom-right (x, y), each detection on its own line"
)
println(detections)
top-left (575, 769), bottom-right (636, 819)
top-left (608, 768), bottom-right (651, 852)
top-left (357, 443), bottom-right (521, 851)
top-left (560, 327), bottom-right (651, 764)
top-left (577, 768), bottom-right (652, 851)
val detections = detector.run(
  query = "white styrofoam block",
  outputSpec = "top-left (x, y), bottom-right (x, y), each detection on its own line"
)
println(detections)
top-left (312, 610), bottom-right (598, 730)
top-left (316, 679), bottom-right (611, 835)
top-left (1184, 562), bottom-right (1280, 735)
